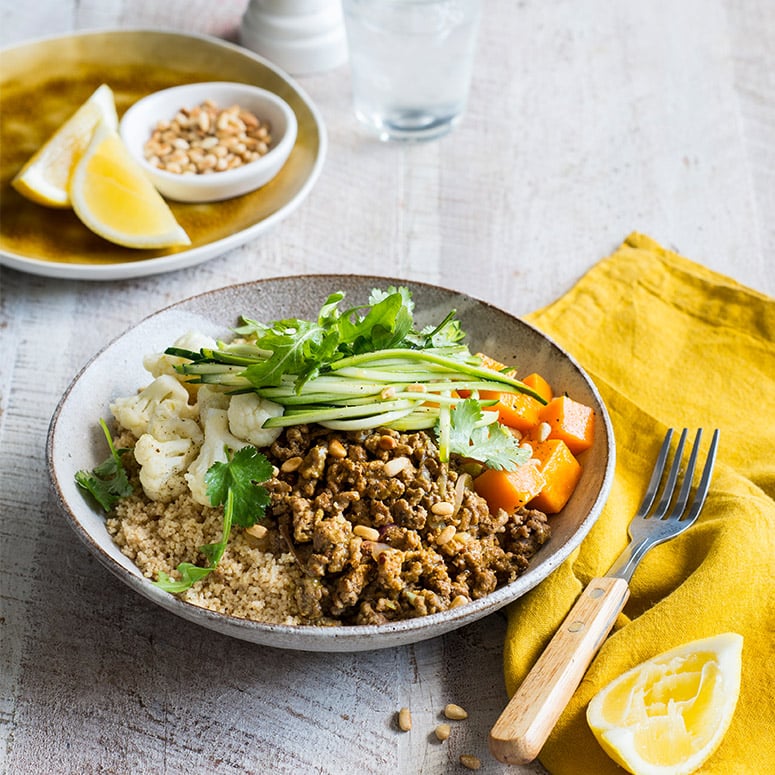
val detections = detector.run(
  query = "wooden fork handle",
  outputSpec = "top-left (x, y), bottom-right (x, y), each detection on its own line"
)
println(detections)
top-left (489, 576), bottom-right (630, 765)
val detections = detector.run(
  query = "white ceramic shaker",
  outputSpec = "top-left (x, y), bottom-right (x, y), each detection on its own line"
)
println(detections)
top-left (240, 0), bottom-right (348, 75)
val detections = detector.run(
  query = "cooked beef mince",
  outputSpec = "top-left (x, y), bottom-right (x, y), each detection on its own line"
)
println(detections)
top-left (255, 425), bottom-right (551, 625)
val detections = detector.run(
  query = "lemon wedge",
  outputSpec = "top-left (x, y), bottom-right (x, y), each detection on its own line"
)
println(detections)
top-left (587, 633), bottom-right (743, 775)
top-left (12, 84), bottom-right (118, 208)
top-left (70, 121), bottom-right (191, 249)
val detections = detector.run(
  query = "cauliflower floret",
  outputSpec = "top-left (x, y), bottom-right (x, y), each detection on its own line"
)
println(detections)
top-left (142, 330), bottom-right (218, 380)
top-left (228, 392), bottom-right (284, 448)
top-left (134, 434), bottom-right (199, 502)
top-left (132, 410), bottom-right (204, 503)
top-left (147, 412), bottom-right (204, 446)
top-left (110, 374), bottom-right (195, 438)
top-left (185, 407), bottom-right (249, 506)
top-left (196, 384), bottom-right (231, 419)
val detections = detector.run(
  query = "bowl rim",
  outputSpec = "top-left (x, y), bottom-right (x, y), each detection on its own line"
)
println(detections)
top-left (118, 80), bottom-right (299, 190)
top-left (46, 275), bottom-right (616, 651)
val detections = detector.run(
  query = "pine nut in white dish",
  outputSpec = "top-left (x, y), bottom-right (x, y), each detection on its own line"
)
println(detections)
top-left (119, 82), bottom-right (297, 203)
top-left (143, 100), bottom-right (274, 176)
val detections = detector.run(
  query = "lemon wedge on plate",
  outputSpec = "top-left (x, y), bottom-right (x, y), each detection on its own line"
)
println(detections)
top-left (587, 633), bottom-right (743, 775)
top-left (12, 84), bottom-right (118, 208)
top-left (70, 121), bottom-right (190, 249)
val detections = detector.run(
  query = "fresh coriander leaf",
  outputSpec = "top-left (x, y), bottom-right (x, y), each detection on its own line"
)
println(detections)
top-left (205, 446), bottom-right (272, 528)
top-left (74, 419), bottom-right (133, 511)
top-left (418, 312), bottom-right (466, 348)
top-left (198, 488), bottom-right (234, 570)
top-left (152, 564), bottom-right (213, 593)
top-left (444, 399), bottom-right (529, 471)
top-left (152, 446), bottom-right (273, 594)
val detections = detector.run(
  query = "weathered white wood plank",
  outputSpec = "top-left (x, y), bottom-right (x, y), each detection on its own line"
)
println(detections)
top-left (1, 0), bottom-right (773, 773)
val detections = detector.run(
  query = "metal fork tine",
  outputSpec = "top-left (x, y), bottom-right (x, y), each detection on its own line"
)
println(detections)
top-left (612, 427), bottom-right (720, 581)
top-left (681, 428), bottom-right (720, 524)
top-left (649, 428), bottom-right (688, 520)
top-left (666, 429), bottom-right (703, 520)
top-left (634, 428), bottom-right (674, 518)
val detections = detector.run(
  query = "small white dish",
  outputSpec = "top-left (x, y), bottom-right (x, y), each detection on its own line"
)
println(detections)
top-left (119, 81), bottom-right (298, 203)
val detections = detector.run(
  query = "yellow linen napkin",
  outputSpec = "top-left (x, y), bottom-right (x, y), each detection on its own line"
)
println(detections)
top-left (503, 233), bottom-right (775, 774)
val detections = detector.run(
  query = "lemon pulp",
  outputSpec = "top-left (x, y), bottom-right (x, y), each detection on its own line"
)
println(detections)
top-left (586, 633), bottom-right (743, 775)
top-left (70, 121), bottom-right (190, 249)
top-left (12, 84), bottom-right (118, 208)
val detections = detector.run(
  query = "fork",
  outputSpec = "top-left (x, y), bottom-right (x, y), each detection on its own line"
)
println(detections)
top-left (489, 427), bottom-right (720, 765)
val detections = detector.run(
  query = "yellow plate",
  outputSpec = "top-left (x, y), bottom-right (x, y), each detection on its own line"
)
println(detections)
top-left (0, 29), bottom-right (326, 280)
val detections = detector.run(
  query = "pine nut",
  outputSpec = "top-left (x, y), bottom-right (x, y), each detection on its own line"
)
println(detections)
top-left (519, 442), bottom-right (533, 454)
top-left (281, 456), bottom-right (303, 473)
top-left (444, 703), bottom-right (468, 720)
top-left (450, 595), bottom-right (469, 608)
top-left (436, 525), bottom-right (456, 545)
top-left (245, 524), bottom-right (268, 539)
top-left (383, 456), bottom-right (410, 477)
top-left (459, 754), bottom-right (481, 770)
top-left (397, 707), bottom-right (412, 731)
top-left (379, 434), bottom-right (397, 450)
top-left (405, 384), bottom-right (427, 393)
top-left (431, 501), bottom-right (454, 517)
top-left (353, 525), bottom-right (380, 541)
top-left (328, 439), bottom-right (347, 458)
top-left (365, 540), bottom-right (393, 560)
top-left (434, 723), bottom-right (451, 741)
top-left (537, 421), bottom-right (552, 442)
top-left (143, 100), bottom-right (273, 176)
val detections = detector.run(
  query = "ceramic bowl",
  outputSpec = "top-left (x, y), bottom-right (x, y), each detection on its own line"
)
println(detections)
top-left (47, 276), bottom-right (615, 652)
top-left (119, 81), bottom-right (298, 203)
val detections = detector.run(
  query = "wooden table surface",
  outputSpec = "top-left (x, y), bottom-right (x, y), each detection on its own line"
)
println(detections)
top-left (1, 1), bottom-right (773, 773)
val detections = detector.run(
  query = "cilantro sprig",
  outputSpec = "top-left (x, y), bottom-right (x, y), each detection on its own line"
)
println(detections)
top-left (74, 419), bottom-right (133, 510)
top-left (443, 399), bottom-right (530, 470)
top-left (153, 446), bottom-right (272, 594)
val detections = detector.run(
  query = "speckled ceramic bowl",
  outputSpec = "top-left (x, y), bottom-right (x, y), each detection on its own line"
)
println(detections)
top-left (47, 277), bottom-right (615, 652)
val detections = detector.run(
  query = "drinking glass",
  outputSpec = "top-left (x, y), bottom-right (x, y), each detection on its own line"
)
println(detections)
top-left (342, 0), bottom-right (481, 141)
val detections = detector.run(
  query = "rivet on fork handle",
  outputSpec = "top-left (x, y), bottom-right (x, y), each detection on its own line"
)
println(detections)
top-left (488, 576), bottom-right (630, 764)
